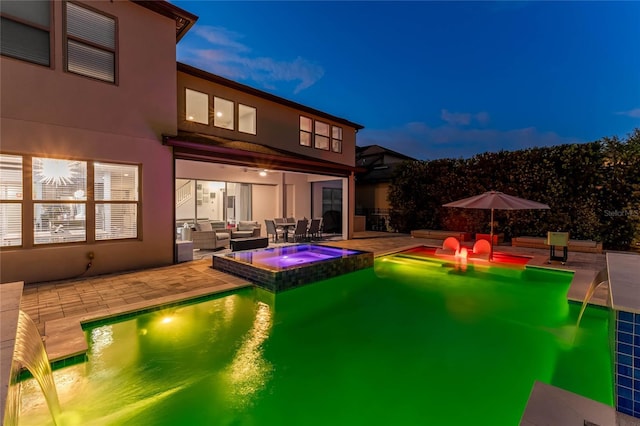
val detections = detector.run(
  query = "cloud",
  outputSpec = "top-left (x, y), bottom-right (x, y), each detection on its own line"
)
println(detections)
top-left (615, 108), bottom-right (640, 118)
top-left (178, 25), bottom-right (324, 94)
top-left (357, 122), bottom-right (583, 160)
top-left (440, 109), bottom-right (490, 126)
top-left (193, 26), bottom-right (250, 53)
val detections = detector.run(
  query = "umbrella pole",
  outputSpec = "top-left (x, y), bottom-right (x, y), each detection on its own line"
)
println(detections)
top-left (490, 208), bottom-right (494, 261)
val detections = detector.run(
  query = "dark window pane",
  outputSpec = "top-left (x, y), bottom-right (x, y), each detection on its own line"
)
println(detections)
top-left (1, 18), bottom-right (49, 65)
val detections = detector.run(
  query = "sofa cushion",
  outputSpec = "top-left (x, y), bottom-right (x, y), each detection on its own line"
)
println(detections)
top-left (195, 221), bottom-right (212, 232)
top-left (570, 240), bottom-right (597, 248)
top-left (210, 221), bottom-right (226, 230)
top-left (237, 221), bottom-right (259, 231)
top-left (216, 232), bottom-right (230, 240)
top-left (232, 230), bottom-right (254, 238)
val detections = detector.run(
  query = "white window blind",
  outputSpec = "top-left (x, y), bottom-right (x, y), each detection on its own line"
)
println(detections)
top-left (95, 163), bottom-right (139, 240)
top-left (32, 158), bottom-right (87, 245)
top-left (66, 2), bottom-right (116, 83)
top-left (0, 154), bottom-right (23, 247)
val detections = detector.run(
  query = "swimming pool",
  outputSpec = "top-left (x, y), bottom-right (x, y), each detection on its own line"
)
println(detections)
top-left (17, 254), bottom-right (613, 425)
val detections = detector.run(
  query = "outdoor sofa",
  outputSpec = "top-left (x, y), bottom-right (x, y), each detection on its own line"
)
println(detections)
top-left (231, 221), bottom-right (262, 239)
top-left (192, 221), bottom-right (230, 250)
top-left (411, 229), bottom-right (472, 242)
top-left (511, 236), bottom-right (603, 253)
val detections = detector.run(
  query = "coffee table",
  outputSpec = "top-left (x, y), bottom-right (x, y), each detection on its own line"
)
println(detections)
top-left (230, 236), bottom-right (269, 251)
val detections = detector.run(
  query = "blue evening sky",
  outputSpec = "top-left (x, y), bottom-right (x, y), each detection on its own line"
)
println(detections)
top-left (172, 1), bottom-right (640, 160)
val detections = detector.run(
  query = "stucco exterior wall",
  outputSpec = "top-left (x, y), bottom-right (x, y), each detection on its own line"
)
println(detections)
top-left (0, 1), bottom-right (179, 284)
top-left (177, 71), bottom-right (357, 168)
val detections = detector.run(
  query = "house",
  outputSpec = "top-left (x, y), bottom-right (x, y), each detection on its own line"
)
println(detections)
top-left (355, 145), bottom-right (416, 231)
top-left (0, 0), bottom-right (362, 284)
top-left (169, 63), bottom-right (363, 239)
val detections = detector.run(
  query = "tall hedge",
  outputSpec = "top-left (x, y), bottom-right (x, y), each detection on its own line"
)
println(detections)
top-left (388, 128), bottom-right (640, 250)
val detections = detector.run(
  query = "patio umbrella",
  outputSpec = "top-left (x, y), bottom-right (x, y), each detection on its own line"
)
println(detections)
top-left (443, 191), bottom-right (550, 260)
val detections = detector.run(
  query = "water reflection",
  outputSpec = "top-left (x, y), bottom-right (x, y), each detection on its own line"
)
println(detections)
top-left (223, 302), bottom-right (273, 409)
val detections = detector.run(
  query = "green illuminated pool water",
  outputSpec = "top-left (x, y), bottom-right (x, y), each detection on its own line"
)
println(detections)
top-left (18, 257), bottom-right (613, 426)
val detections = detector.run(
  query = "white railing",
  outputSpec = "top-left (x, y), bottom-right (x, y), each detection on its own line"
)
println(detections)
top-left (176, 181), bottom-right (192, 207)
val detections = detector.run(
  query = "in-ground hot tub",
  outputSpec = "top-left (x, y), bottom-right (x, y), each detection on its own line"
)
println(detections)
top-left (212, 244), bottom-right (373, 292)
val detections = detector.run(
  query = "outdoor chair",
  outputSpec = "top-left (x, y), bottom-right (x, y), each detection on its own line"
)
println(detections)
top-left (265, 219), bottom-right (284, 243)
top-left (286, 217), bottom-right (295, 224)
top-left (435, 236), bottom-right (460, 256)
top-left (307, 218), bottom-right (322, 241)
top-left (191, 221), bottom-right (230, 250)
top-left (291, 219), bottom-right (309, 242)
top-left (231, 221), bottom-right (261, 238)
top-left (468, 239), bottom-right (491, 261)
top-left (547, 231), bottom-right (569, 264)
top-left (274, 218), bottom-right (286, 230)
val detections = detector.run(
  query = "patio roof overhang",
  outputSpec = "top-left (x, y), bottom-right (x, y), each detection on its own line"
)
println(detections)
top-left (163, 132), bottom-right (365, 177)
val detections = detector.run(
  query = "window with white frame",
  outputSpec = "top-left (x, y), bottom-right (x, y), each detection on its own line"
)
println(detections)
top-left (0, 154), bottom-right (23, 247)
top-left (331, 126), bottom-right (343, 153)
top-left (214, 97), bottom-right (234, 130)
top-left (314, 121), bottom-right (330, 150)
top-left (185, 88), bottom-right (209, 125)
top-left (32, 157), bottom-right (88, 245)
top-left (0, 0), bottom-right (51, 66)
top-left (65, 1), bottom-right (116, 83)
top-left (95, 163), bottom-right (138, 241)
top-left (238, 104), bottom-right (256, 134)
top-left (300, 116), bottom-right (312, 147)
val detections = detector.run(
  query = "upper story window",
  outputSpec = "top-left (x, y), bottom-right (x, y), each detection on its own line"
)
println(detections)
top-left (300, 116), bottom-right (312, 147)
top-left (65, 1), bottom-right (117, 83)
top-left (214, 97), bottom-right (234, 130)
top-left (331, 126), bottom-right (343, 153)
top-left (314, 121), bottom-right (330, 151)
top-left (238, 104), bottom-right (256, 135)
top-left (0, 0), bottom-right (51, 66)
top-left (185, 88), bottom-right (209, 125)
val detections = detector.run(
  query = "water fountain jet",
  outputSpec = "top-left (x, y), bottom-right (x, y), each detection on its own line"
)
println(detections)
top-left (3, 310), bottom-right (61, 426)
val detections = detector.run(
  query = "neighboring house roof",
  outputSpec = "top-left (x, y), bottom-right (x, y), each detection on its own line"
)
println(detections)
top-left (356, 144), bottom-right (416, 183)
top-left (356, 144), bottom-right (416, 164)
top-left (132, 1), bottom-right (198, 41)
top-left (177, 62), bottom-right (364, 131)
top-left (164, 131), bottom-right (366, 177)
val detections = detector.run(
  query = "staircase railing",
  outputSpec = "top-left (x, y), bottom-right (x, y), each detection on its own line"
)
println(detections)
top-left (176, 181), bottom-right (192, 207)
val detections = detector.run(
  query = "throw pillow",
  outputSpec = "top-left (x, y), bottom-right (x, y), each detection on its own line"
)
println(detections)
top-left (196, 221), bottom-right (212, 232)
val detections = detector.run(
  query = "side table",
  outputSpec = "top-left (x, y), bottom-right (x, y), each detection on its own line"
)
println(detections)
top-left (175, 240), bottom-right (194, 262)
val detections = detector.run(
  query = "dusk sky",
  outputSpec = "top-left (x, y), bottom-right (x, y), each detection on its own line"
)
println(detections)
top-left (172, 1), bottom-right (640, 160)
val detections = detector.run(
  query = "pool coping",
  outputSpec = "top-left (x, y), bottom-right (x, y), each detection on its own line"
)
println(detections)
top-left (1, 281), bottom-right (23, 424)
top-left (520, 381), bottom-right (616, 425)
top-left (43, 281), bottom-right (252, 362)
